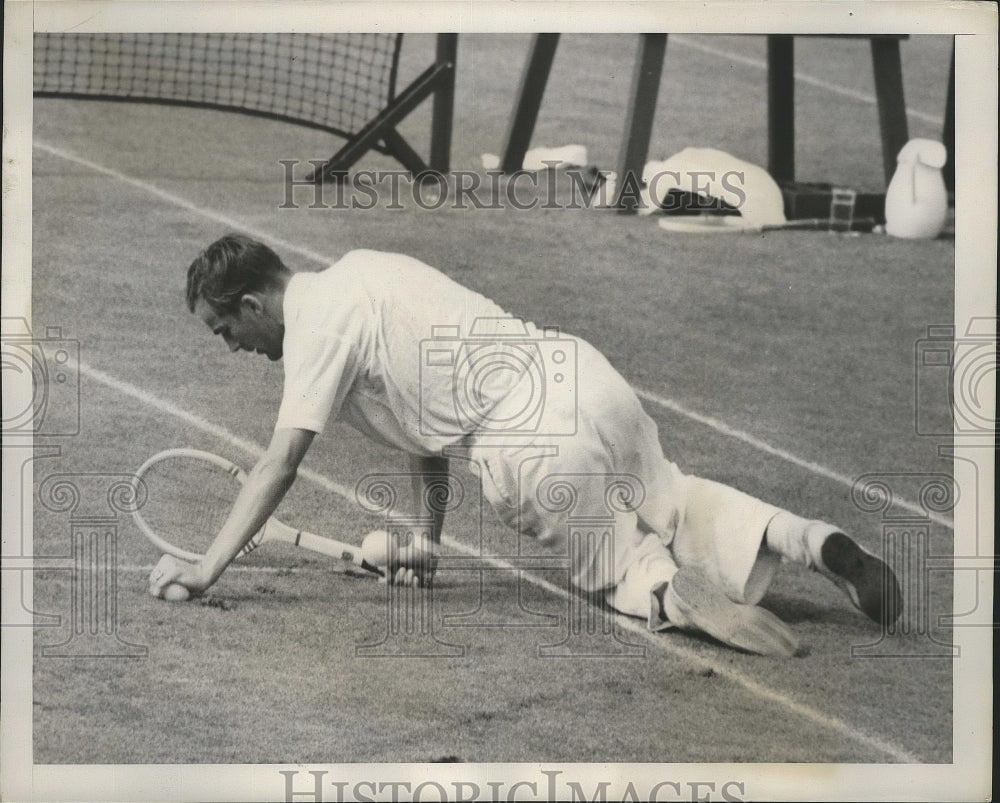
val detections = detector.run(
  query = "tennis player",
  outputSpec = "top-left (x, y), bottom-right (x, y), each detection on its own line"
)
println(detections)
top-left (149, 234), bottom-right (902, 657)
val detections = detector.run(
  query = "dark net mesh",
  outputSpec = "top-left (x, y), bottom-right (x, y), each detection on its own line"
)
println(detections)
top-left (34, 33), bottom-right (402, 138)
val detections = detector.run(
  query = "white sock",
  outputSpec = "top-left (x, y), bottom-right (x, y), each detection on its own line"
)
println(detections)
top-left (764, 511), bottom-right (839, 570)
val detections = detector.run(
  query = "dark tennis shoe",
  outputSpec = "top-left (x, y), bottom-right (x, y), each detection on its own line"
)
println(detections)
top-left (650, 567), bottom-right (800, 658)
top-left (819, 532), bottom-right (903, 627)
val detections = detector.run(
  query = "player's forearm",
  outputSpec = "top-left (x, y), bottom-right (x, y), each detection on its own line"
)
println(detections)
top-left (197, 459), bottom-right (297, 587)
top-left (409, 454), bottom-right (450, 544)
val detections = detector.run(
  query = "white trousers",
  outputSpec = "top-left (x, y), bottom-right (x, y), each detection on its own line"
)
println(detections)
top-left (464, 335), bottom-right (785, 619)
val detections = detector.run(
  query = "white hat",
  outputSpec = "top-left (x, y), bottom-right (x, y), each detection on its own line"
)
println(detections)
top-left (640, 147), bottom-right (786, 229)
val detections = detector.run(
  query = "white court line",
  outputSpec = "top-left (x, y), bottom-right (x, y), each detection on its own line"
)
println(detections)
top-left (33, 142), bottom-right (336, 268)
top-left (636, 388), bottom-right (955, 529)
top-left (670, 35), bottom-right (946, 127)
top-left (79, 359), bottom-right (921, 763)
top-left (121, 564), bottom-right (323, 575)
top-left (34, 140), bottom-right (954, 531)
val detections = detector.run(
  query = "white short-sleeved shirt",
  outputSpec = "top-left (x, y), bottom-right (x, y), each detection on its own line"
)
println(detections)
top-left (275, 249), bottom-right (538, 455)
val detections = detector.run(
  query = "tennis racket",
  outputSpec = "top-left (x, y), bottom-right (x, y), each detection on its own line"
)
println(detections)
top-left (131, 448), bottom-right (384, 577)
top-left (657, 215), bottom-right (878, 234)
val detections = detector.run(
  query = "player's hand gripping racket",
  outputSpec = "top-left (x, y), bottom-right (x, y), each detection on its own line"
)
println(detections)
top-left (131, 448), bottom-right (384, 577)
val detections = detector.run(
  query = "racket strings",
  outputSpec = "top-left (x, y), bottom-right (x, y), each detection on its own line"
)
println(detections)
top-left (137, 456), bottom-right (240, 555)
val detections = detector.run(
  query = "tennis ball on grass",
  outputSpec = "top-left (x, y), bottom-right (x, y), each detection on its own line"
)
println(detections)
top-left (161, 583), bottom-right (191, 602)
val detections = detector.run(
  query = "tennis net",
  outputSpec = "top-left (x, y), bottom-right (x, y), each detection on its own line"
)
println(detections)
top-left (34, 33), bottom-right (403, 139)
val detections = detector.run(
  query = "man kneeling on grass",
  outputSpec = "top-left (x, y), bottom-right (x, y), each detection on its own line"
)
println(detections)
top-left (149, 234), bottom-right (902, 657)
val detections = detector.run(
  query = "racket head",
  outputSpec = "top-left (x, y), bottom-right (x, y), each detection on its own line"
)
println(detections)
top-left (131, 448), bottom-right (261, 562)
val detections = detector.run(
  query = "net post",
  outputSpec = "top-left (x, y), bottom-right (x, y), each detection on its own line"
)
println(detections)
top-left (430, 33), bottom-right (458, 173)
top-left (615, 33), bottom-right (667, 213)
top-left (311, 60), bottom-right (450, 182)
top-left (500, 33), bottom-right (561, 173)
top-left (767, 35), bottom-right (796, 185)
top-left (382, 129), bottom-right (431, 175)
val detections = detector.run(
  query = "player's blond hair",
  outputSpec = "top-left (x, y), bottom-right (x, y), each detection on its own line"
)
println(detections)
top-left (186, 234), bottom-right (292, 314)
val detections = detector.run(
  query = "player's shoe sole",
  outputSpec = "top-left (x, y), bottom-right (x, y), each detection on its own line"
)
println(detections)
top-left (820, 532), bottom-right (902, 626)
top-left (651, 568), bottom-right (800, 658)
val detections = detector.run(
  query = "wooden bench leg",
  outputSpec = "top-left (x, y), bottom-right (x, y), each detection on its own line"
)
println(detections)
top-left (767, 35), bottom-right (796, 185)
top-left (430, 33), bottom-right (458, 173)
top-left (942, 38), bottom-right (955, 194)
top-left (615, 33), bottom-right (667, 212)
top-left (500, 34), bottom-right (561, 173)
top-left (871, 37), bottom-right (910, 187)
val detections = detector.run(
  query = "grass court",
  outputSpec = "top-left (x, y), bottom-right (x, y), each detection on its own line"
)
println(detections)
top-left (15, 23), bottom-right (985, 795)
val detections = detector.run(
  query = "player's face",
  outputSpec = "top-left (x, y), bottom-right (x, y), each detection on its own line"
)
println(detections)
top-left (195, 298), bottom-right (283, 361)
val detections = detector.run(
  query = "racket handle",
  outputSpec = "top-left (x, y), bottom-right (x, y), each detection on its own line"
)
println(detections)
top-left (295, 530), bottom-right (385, 577)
